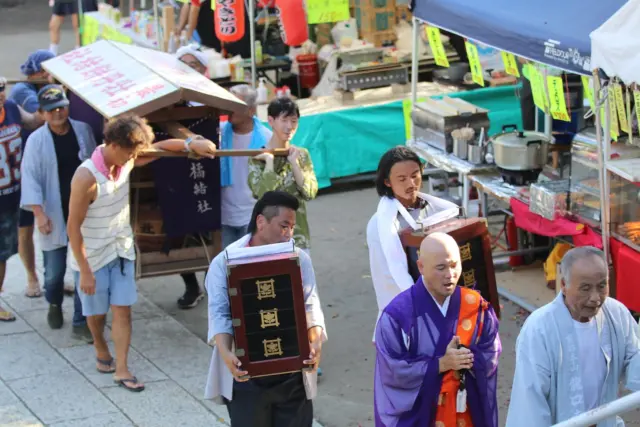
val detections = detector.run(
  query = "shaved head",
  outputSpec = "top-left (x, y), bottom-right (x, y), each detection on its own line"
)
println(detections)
top-left (417, 232), bottom-right (462, 304)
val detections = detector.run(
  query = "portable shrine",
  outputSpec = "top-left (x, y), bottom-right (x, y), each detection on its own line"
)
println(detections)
top-left (399, 217), bottom-right (501, 318)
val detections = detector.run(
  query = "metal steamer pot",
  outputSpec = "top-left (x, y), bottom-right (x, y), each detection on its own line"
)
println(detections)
top-left (489, 125), bottom-right (553, 171)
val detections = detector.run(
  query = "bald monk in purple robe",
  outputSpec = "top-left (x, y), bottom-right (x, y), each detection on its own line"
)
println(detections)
top-left (374, 233), bottom-right (501, 427)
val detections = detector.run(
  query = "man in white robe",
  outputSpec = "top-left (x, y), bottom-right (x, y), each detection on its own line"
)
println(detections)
top-left (366, 146), bottom-right (458, 337)
top-left (507, 246), bottom-right (640, 427)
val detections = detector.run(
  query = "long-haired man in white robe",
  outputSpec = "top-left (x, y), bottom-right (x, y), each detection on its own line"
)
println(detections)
top-left (506, 246), bottom-right (640, 427)
top-left (366, 146), bottom-right (458, 338)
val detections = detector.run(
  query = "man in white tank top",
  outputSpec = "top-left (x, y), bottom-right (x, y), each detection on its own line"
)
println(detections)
top-left (67, 115), bottom-right (217, 392)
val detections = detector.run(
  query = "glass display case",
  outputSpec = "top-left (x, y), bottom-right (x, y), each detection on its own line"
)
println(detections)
top-left (569, 129), bottom-right (602, 224)
top-left (610, 174), bottom-right (640, 252)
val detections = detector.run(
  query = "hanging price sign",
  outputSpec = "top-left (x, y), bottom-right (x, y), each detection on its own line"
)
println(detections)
top-left (608, 86), bottom-right (619, 141)
top-left (306, 0), bottom-right (349, 24)
top-left (402, 98), bottom-right (426, 140)
top-left (465, 41), bottom-right (484, 87)
top-left (634, 90), bottom-right (640, 132)
top-left (501, 52), bottom-right (519, 77)
top-left (547, 76), bottom-right (570, 122)
top-left (613, 83), bottom-right (629, 133)
top-left (528, 65), bottom-right (548, 113)
top-left (425, 26), bottom-right (449, 68)
top-left (582, 76), bottom-right (594, 110)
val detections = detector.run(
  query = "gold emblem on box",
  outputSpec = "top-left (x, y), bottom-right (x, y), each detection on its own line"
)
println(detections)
top-left (460, 242), bottom-right (472, 262)
top-left (256, 279), bottom-right (276, 300)
top-left (463, 269), bottom-right (476, 287)
top-left (263, 338), bottom-right (283, 358)
top-left (260, 309), bottom-right (280, 329)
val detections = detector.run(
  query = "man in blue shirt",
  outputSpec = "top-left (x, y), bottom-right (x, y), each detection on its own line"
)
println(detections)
top-left (0, 77), bottom-right (43, 322)
top-left (9, 49), bottom-right (55, 299)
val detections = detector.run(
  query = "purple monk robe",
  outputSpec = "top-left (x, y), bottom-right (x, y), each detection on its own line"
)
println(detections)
top-left (374, 278), bottom-right (501, 427)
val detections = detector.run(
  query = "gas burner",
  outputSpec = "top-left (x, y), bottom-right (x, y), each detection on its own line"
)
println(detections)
top-left (498, 168), bottom-right (542, 186)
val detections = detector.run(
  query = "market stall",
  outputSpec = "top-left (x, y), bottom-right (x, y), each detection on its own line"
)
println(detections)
top-left (405, 0), bottom-right (633, 308)
top-left (589, 0), bottom-right (640, 307)
top-left (40, 40), bottom-right (285, 279)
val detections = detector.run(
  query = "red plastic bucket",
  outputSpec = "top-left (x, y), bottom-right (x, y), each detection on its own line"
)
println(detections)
top-left (296, 54), bottom-right (319, 89)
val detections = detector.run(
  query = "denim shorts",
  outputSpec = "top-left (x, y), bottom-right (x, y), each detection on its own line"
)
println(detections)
top-left (76, 257), bottom-right (137, 316)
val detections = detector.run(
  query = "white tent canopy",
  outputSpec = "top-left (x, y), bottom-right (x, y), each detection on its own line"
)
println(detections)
top-left (590, 0), bottom-right (640, 83)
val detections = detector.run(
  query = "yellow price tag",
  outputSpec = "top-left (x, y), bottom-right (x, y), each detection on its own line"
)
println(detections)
top-left (211, 0), bottom-right (215, 10)
top-left (403, 98), bottom-right (426, 141)
top-left (547, 76), bottom-right (570, 122)
top-left (425, 26), bottom-right (449, 68)
top-left (608, 86), bottom-right (619, 141)
top-left (581, 76), bottom-right (594, 110)
top-left (613, 83), bottom-right (629, 133)
top-left (528, 65), bottom-right (548, 113)
top-left (501, 52), bottom-right (520, 77)
top-left (465, 41), bottom-right (484, 87)
top-left (306, 0), bottom-right (349, 24)
top-left (634, 90), bottom-right (640, 133)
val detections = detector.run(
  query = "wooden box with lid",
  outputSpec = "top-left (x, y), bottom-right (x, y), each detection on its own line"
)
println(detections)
top-left (399, 217), bottom-right (501, 318)
top-left (227, 248), bottom-right (312, 378)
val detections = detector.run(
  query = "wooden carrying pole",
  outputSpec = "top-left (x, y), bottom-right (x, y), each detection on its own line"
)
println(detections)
top-left (140, 120), bottom-right (289, 157)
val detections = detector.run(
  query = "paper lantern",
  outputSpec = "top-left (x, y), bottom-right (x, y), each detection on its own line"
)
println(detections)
top-left (274, 0), bottom-right (308, 47)
top-left (214, 0), bottom-right (245, 43)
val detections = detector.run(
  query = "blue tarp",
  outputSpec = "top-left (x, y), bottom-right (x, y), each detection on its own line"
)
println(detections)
top-left (411, 0), bottom-right (626, 76)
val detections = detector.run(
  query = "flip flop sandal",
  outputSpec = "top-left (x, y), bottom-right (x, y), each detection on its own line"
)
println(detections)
top-left (96, 358), bottom-right (116, 374)
top-left (0, 311), bottom-right (16, 322)
top-left (25, 286), bottom-right (42, 298)
top-left (114, 376), bottom-right (145, 392)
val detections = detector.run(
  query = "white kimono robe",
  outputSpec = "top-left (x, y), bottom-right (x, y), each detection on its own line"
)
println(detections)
top-left (365, 192), bottom-right (458, 338)
top-left (506, 293), bottom-right (640, 427)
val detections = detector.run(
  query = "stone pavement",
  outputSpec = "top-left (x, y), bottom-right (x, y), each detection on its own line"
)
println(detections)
top-left (0, 252), bottom-right (323, 427)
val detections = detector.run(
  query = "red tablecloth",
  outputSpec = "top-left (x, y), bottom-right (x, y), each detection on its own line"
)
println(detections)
top-left (510, 199), bottom-right (603, 248)
top-left (610, 238), bottom-right (640, 311)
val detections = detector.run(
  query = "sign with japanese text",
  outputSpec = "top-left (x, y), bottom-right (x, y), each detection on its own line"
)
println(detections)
top-left (426, 26), bottom-right (449, 68)
top-left (582, 76), bottom-right (595, 110)
top-left (42, 40), bottom-right (246, 118)
top-left (527, 65), bottom-right (548, 113)
top-left (42, 41), bottom-right (179, 118)
top-left (306, 0), bottom-right (349, 24)
top-left (613, 83), bottom-right (629, 134)
top-left (465, 41), bottom-right (484, 87)
top-left (402, 97), bottom-right (426, 141)
top-left (501, 52), bottom-right (519, 77)
top-left (634, 90), bottom-right (640, 133)
top-left (547, 75), bottom-right (570, 122)
top-left (608, 86), bottom-right (619, 141)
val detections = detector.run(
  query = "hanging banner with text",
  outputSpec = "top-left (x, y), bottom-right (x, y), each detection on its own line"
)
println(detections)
top-left (613, 83), bottom-right (629, 133)
top-left (527, 65), bottom-right (548, 113)
top-left (402, 97), bottom-right (426, 141)
top-left (547, 75), bottom-right (570, 122)
top-left (306, 0), bottom-right (349, 24)
top-left (634, 90), bottom-right (640, 131)
top-left (608, 86), bottom-right (619, 141)
top-left (465, 41), bottom-right (484, 87)
top-left (425, 26), bottom-right (449, 68)
top-left (501, 52), bottom-right (520, 77)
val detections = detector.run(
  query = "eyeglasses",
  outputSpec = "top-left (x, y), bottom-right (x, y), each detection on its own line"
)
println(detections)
top-left (0, 85), bottom-right (5, 93)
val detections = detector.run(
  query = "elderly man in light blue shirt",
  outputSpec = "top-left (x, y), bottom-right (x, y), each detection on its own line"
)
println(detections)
top-left (204, 190), bottom-right (326, 427)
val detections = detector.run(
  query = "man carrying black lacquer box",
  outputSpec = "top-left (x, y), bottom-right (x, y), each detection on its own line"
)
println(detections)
top-left (204, 190), bottom-right (327, 427)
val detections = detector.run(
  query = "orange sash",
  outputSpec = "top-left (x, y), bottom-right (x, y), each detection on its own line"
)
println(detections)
top-left (434, 288), bottom-right (487, 427)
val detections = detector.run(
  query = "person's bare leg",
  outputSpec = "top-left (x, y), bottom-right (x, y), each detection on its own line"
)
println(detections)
top-left (111, 305), bottom-right (143, 389)
top-left (71, 13), bottom-right (80, 47)
top-left (18, 226), bottom-right (40, 296)
top-left (87, 314), bottom-right (112, 370)
top-left (49, 14), bottom-right (63, 54)
top-left (0, 261), bottom-right (15, 321)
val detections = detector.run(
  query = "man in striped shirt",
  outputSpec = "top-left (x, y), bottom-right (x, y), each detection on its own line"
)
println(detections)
top-left (67, 115), bottom-right (217, 392)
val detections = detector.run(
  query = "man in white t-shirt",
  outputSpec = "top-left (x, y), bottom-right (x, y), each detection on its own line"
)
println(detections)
top-left (507, 246), bottom-right (640, 427)
top-left (219, 84), bottom-right (272, 248)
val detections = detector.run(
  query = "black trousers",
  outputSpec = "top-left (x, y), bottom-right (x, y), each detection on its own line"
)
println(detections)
top-left (225, 373), bottom-right (313, 427)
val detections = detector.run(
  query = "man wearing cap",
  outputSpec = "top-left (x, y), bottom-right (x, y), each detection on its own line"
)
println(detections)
top-left (0, 77), bottom-right (44, 322)
top-left (20, 84), bottom-right (96, 341)
top-left (9, 49), bottom-right (55, 299)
